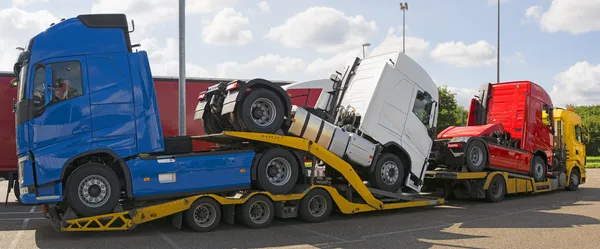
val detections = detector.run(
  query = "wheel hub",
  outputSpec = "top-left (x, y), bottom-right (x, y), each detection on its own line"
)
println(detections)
top-left (193, 203), bottom-right (216, 227)
top-left (265, 157), bottom-right (292, 186)
top-left (78, 175), bottom-right (111, 208)
top-left (249, 201), bottom-right (269, 224)
top-left (571, 173), bottom-right (579, 185)
top-left (250, 97), bottom-right (276, 127)
top-left (308, 196), bottom-right (327, 217)
top-left (470, 147), bottom-right (483, 166)
top-left (381, 161), bottom-right (399, 185)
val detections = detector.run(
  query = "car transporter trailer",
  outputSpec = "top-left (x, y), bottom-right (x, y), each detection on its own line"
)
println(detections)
top-left (42, 131), bottom-right (566, 233)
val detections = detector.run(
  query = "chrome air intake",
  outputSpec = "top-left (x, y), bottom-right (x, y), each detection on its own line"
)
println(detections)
top-left (288, 106), bottom-right (376, 167)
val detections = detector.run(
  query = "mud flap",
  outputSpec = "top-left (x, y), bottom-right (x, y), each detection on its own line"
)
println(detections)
top-left (221, 90), bottom-right (239, 115)
top-left (193, 100), bottom-right (208, 120)
top-left (4, 173), bottom-right (15, 206)
top-left (222, 205), bottom-right (235, 225)
top-left (171, 212), bottom-right (183, 229)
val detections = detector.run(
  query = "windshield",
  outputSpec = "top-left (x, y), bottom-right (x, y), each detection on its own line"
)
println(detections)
top-left (17, 63), bottom-right (28, 101)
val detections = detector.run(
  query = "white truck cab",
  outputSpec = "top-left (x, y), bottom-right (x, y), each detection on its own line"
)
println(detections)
top-left (284, 51), bottom-right (439, 193)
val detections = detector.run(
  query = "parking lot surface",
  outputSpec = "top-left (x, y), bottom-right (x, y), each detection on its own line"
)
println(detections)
top-left (1, 169), bottom-right (599, 249)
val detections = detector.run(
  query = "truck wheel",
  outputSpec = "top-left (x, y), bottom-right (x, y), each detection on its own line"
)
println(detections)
top-left (485, 175), bottom-right (506, 203)
top-left (371, 153), bottom-right (405, 192)
top-left (298, 188), bottom-right (333, 223)
top-left (466, 140), bottom-right (487, 172)
top-left (65, 163), bottom-right (121, 217)
top-left (184, 197), bottom-right (221, 232)
top-left (236, 195), bottom-right (274, 229)
top-left (203, 113), bottom-right (223, 134)
top-left (237, 88), bottom-right (285, 134)
top-left (255, 148), bottom-right (299, 195)
top-left (531, 156), bottom-right (546, 182)
top-left (565, 168), bottom-right (580, 191)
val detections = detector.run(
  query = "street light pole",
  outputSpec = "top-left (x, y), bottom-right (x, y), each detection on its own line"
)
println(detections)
top-left (497, 0), bottom-right (500, 84)
top-left (400, 3), bottom-right (408, 54)
top-left (178, 0), bottom-right (186, 136)
top-left (362, 43), bottom-right (371, 58)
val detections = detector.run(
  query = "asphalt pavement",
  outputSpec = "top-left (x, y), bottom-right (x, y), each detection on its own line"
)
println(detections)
top-left (1, 169), bottom-right (599, 249)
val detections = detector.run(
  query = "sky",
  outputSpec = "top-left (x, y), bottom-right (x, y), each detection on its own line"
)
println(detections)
top-left (0, 0), bottom-right (599, 108)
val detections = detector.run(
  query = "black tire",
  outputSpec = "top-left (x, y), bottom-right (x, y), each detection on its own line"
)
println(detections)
top-left (237, 88), bottom-right (285, 134)
top-left (203, 113), bottom-right (223, 135)
top-left (371, 153), bottom-right (405, 192)
top-left (163, 136), bottom-right (193, 154)
top-left (465, 140), bottom-right (488, 172)
top-left (565, 168), bottom-right (580, 191)
top-left (298, 188), bottom-right (333, 223)
top-left (65, 163), bottom-right (121, 217)
top-left (530, 156), bottom-right (546, 182)
top-left (183, 197), bottom-right (222, 232)
top-left (485, 174), bottom-right (506, 203)
top-left (255, 148), bottom-right (299, 195)
top-left (236, 195), bottom-right (274, 229)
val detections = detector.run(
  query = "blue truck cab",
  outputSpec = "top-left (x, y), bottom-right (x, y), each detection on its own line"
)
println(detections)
top-left (12, 14), bottom-right (258, 217)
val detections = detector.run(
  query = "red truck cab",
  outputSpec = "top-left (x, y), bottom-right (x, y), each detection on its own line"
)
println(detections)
top-left (431, 81), bottom-right (555, 182)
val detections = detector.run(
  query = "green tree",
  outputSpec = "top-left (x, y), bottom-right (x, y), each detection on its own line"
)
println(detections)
top-left (567, 104), bottom-right (600, 156)
top-left (436, 86), bottom-right (468, 133)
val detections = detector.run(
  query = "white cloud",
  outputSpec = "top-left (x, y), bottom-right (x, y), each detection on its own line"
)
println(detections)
top-left (266, 7), bottom-right (378, 54)
top-left (550, 61), bottom-right (600, 107)
top-left (216, 54), bottom-right (305, 79)
top-left (368, 26), bottom-right (430, 58)
top-left (12, 0), bottom-right (49, 7)
top-left (536, 0), bottom-right (600, 34)
top-left (140, 37), bottom-right (209, 77)
top-left (202, 8), bottom-right (252, 45)
top-left (91, 0), bottom-right (238, 27)
top-left (258, 1), bottom-right (270, 13)
top-left (306, 49), bottom-right (361, 77)
top-left (430, 41), bottom-right (497, 68)
top-left (525, 5), bottom-right (543, 20)
top-left (447, 86), bottom-right (478, 108)
top-left (0, 7), bottom-right (57, 71)
top-left (503, 52), bottom-right (525, 64)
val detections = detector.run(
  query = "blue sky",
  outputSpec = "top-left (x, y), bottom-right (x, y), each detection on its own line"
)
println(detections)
top-left (1, 0), bottom-right (598, 108)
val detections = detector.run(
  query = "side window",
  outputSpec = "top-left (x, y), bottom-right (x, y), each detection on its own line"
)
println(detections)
top-left (575, 125), bottom-right (582, 143)
top-left (49, 61), bottom-right (83, 105)
top-left (412, 90), bottom-right (433, 127)
top-left (32, 66), bottom-right (46, 108)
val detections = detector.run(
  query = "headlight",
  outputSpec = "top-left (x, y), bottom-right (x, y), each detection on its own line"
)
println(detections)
top-left (17, 155), bottom-right (29, 185)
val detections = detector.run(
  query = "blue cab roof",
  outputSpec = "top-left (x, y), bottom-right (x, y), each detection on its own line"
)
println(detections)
top-left (27, 14), bottom-right (133, 65)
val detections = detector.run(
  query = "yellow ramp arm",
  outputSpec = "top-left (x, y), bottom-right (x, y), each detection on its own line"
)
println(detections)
top-left (223, 131), bottom-right (384, 210)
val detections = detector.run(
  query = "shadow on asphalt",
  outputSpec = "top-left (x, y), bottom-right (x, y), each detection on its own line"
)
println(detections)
top-left (26, 187), bottom-right (600, 249)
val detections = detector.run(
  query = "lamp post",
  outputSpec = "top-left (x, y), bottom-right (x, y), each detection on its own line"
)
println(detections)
top-left (497, 0), bottom-right (500, 84)
top-left (178, 0), bottom-right (186, 136)
top-left (400, 2), bottom-right (408, 53)
top-left (362, 43), bottom-right (371, 58)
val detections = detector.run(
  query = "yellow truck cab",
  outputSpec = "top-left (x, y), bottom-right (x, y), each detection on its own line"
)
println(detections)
top-left (553, 107), bottom-right (588, 190)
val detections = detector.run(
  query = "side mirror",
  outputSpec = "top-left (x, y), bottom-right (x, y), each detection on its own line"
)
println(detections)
top-left (10, 78), bottom-right (18, 88)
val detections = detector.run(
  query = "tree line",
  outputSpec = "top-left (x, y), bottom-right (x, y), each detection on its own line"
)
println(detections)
top-left (436, 86), bottom-right (599, 156)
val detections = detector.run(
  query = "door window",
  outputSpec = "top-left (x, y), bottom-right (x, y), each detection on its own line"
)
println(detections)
top-left (32, 66), bottom-right (45, 109)
top-left (575, 125), bottom-right (582, 143)
top-left (49, 61), bottom-right (83, 105)
top-left (412, 90), bottom-right (434, 128)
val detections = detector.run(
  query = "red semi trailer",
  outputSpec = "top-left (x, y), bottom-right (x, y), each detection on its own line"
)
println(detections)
top-left (0, 72), bottom-right (293, 202)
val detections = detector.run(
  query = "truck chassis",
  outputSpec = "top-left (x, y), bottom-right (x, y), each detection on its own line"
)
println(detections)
top-left (42, 131), bottom-right (581, 233)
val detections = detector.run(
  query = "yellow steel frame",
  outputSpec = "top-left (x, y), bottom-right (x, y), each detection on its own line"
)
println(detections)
top-left (426, 170), bottom-right (554, 196)
top-left (60, 131), bottom-right (445, 232)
